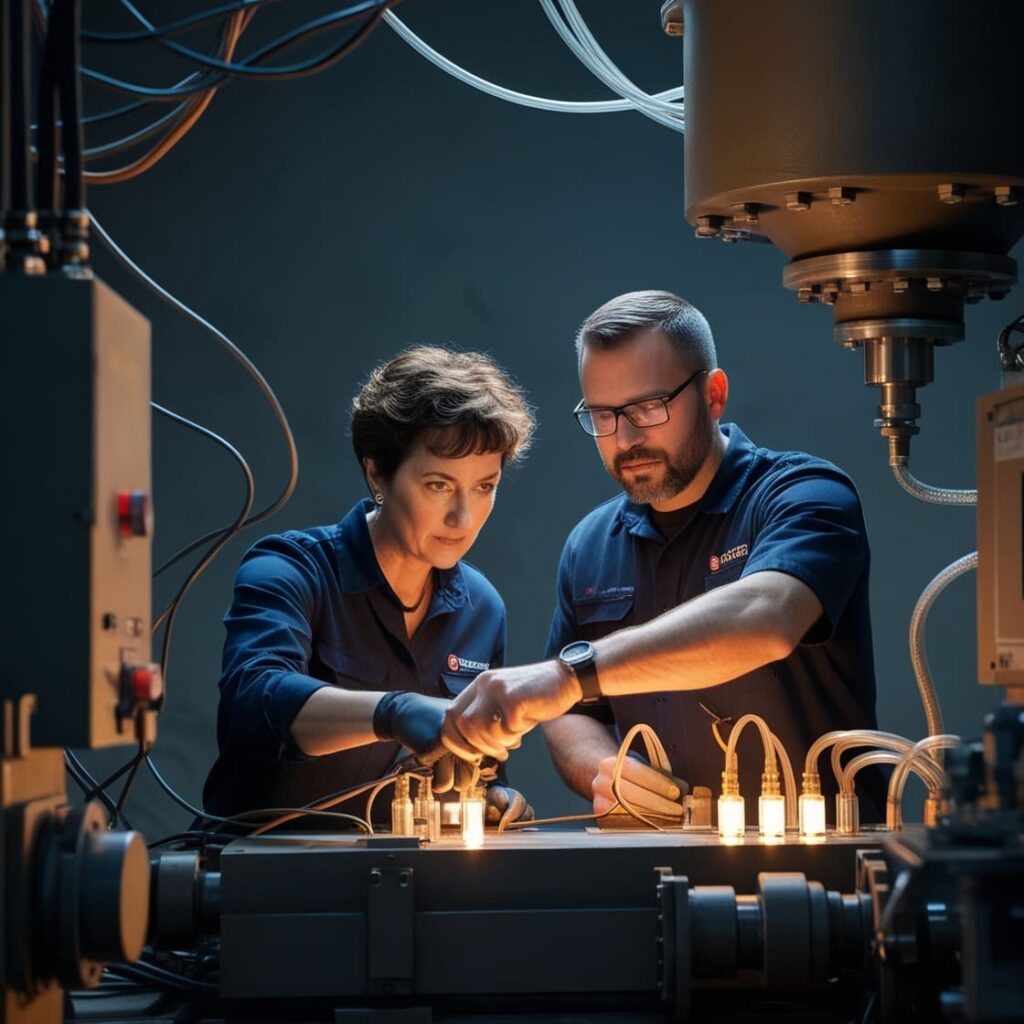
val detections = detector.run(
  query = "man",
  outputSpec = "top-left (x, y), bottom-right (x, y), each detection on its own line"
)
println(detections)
top-left (441, 290), bottom-right (878, 821)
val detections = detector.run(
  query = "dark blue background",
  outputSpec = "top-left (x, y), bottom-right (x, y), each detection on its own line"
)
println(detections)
top-left (73, 2), bottom-right (1003, 836)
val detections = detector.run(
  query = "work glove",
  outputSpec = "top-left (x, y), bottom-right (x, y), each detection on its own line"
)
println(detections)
top-left (485, 783), bottom-right (534, 829)
top-left (373, 691), bottom-right (448, 763)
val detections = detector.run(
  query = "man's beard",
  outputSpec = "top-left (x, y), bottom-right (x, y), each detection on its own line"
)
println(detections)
top-left (610, 404), bottom-right (715, 504)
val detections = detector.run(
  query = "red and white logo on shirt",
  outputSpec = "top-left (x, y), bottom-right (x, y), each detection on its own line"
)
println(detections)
top-left (709, 544), bottom-right (749, 573)
top-left (446, 653), bottom-right (491, 673)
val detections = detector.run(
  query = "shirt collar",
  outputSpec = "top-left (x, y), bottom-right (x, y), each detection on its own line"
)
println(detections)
top-left (614, 422), bottom-right (756, 536)
top-left (334, 498), bottom-right (469, 609)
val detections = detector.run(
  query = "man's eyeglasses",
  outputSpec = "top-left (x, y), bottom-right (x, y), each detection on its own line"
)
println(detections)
top-left (572, 370), bottom-right (707, 438)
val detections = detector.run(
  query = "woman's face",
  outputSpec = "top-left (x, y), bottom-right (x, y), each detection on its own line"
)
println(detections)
top-left (370, 439), bottom-right (503, 570)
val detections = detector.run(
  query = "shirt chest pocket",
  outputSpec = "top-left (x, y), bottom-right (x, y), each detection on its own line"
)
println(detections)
top-left (317, 642), bottom-right (389, 691)
top-left (576, 595), bottom-right (634, 630)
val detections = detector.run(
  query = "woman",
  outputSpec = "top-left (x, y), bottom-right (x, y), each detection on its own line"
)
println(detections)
top-left (201, 345), bottom-right (535, 826)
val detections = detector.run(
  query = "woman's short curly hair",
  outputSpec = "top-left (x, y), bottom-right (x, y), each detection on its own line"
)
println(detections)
top-left (351, 346), bottom-right (535, 481)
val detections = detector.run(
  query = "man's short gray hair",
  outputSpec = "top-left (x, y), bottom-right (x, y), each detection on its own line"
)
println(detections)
top-left (575, 290), bottom-right (717, 370)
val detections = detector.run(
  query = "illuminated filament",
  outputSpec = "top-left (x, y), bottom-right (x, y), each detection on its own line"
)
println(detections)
top-left (461, 787), bottom-right (486, 849)
top-left (758, 793), bottom-right (786, 842)
top-left (717, 793), bottom-right (745, 843)
top-left (798, 792), bottom-right (826, 841)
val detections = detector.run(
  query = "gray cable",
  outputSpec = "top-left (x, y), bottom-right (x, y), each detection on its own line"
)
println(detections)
top-left (383, 9), bottom-right (683, 115)
top-left (909, 551), bottom-right (977, 738)
top-left (892, 463), bottom-right (977, 506)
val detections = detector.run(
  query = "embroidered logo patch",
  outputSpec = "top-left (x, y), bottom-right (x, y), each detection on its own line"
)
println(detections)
top-left (709, 543), bottom-right (749, 573)
top-left (447, 654), bottom-right (490, 673)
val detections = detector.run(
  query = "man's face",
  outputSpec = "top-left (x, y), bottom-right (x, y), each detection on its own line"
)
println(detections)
top-left (579, 330), bottom-right (715, 505)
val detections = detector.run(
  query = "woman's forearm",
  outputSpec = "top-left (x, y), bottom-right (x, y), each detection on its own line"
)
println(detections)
top-left (290, 687), bottom-right (386, 757)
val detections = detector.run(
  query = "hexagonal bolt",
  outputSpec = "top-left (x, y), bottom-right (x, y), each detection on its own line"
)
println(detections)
top-left (995, 185), bottom-right (1021, 207)
top-left (828, 186), bottom-right (855, 206)
top-left (938, 183), bottom-right (965, 204)
top-left (731, 202), bottom-right (760, 224)
top-left (926, 277), bottom-right (944, 292)
top-left (892, 278), bottom-right (910, 294)
top-left (848, 281), bottom-right (869, 294)
top-left (785, 191), bottom-right (812, 211)
top-left (797, 286), bottom-right (815, 303)
top-left (695, 215), bottom-right (724, 238)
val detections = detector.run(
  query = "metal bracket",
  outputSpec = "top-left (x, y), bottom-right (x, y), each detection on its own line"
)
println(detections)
top-left (367, 865), bottom-right (414, 995)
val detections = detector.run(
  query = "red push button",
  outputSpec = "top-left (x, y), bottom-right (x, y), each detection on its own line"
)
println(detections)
top-left (116, 491), bottom-right (150, 538)
top-left (120, 662), bottom-right (163, 708)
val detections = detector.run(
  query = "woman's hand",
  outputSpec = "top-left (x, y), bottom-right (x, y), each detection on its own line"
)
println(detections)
top-left (372, 691), bottom-right (452, 762)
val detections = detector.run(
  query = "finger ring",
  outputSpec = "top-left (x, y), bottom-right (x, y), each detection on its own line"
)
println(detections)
top-left (491, 708), bottom-right (503, 723)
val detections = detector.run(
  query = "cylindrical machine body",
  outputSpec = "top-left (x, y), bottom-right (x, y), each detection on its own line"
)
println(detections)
top-left (683, 0), bottom-right (1024, 258)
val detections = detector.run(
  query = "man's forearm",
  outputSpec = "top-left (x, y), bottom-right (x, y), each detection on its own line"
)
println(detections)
top-left (542, 714), bottom-right (618, 800)
top-left (594, 571), bottom-right (820, 697)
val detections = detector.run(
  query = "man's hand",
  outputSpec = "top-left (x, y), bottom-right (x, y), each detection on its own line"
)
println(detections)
top-left (441, 660), bottom-right (582, 762)
top-left (486, 784), bottom-right (534, 829)
top-left (592, 755), bottom-right (689, 818)
top-left (373, 691), bottom-right (452, 763)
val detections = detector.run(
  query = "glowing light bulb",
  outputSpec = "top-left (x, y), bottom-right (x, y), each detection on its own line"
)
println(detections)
top-left (759, 793), bottom-right (786, 842)
top-left (461, 786), bottom-right (486, 849)
top-left (799, 792), bottom-right (826, 841)
top-left (717, 794), bottom-right (745, 843)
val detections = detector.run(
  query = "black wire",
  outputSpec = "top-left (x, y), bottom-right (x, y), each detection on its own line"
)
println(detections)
top-left (82, 0), bottom-right (267, 43)
top-left (90, 216), bottom-right (299, 570)
top-left (115, 743), bottom-right (146, 817)
top-left (149, 402), bottom-right (255, 687)
top-left (106, 962), bottom-right (217, 998)
top-left (57, 0), bottom-right (85, 211)
top-left (64, 750), bottom-right (132, 829)
top-left (9, 0), bottom-right (33, 210)
top-left (34, 0), bottom-right (59, 222)
top-left (1, 4), bottom-right (11, 214)
top-left (80, 0), bottom-right (399, 99)
top-left (144, 754), bottom-right (373, 831)
top-left (85, 754), bottom-right (138, 801)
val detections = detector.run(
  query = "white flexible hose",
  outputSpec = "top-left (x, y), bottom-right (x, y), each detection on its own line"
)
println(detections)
top-left (383, 10), bottom-right (684, 118)
top-left (909, 552), bottom-right (978, 738)
top-left (539, 0), bottom-right (685, 132)
top-left (887, 735), bottom-right (960, 829)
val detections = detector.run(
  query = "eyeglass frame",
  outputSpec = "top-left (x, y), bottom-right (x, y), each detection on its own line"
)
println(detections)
top-left (571, 369), bottom-right (708, 437)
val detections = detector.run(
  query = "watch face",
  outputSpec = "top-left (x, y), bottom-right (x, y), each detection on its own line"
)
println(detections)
top-left (560, 640), bottom-right (594, 666)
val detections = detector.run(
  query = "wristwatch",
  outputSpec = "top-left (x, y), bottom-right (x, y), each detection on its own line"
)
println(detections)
top-left (558, 640), bottom-right (602, 703)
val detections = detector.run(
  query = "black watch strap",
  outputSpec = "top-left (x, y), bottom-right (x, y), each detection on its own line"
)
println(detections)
top-left (559, 641), bottom-right (602, 704)
top-left (573, 658), bottom-right (602, 703)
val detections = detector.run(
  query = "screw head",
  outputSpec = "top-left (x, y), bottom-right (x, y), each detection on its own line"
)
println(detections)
top-left (995, 185), bottom-right (1020, 206)
top-left (938, 183), bottom-right (965, 204)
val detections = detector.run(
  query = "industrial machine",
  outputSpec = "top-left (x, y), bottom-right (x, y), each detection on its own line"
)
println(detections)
top-left (3, 0), bottom-right (1024, 1021)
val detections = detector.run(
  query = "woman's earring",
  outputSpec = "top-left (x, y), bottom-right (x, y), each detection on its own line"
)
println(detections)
top-left (374, 493), bottom-right (384, 506)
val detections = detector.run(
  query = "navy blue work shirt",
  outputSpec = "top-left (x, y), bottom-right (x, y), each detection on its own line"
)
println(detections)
top-left (545, 424), bottom-right (880, 821)
top-left (203, 498), bottom-right (506, 818)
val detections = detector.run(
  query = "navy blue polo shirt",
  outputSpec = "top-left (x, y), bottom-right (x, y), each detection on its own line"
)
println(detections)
top-left (545, 424), bottom-right (880, 822)
top-left (203, 498), bottom-right (506, 818)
